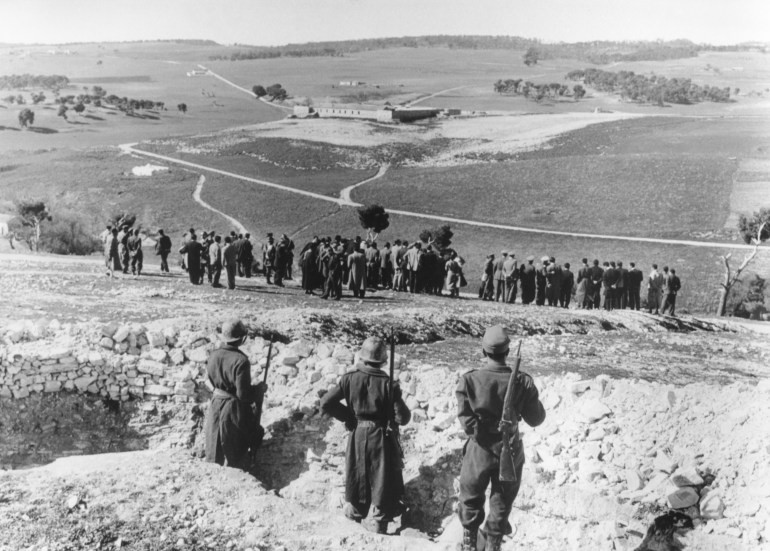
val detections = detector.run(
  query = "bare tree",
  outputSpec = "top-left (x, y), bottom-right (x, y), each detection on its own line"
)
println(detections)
top-left (717, 209), bottom-right (769, 316)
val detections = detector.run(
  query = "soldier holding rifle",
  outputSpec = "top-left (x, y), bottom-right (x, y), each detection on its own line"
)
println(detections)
top-left (320, 335), bottom-right (411, 535)
top-left (203, 319), bottom-right (268, 470)
top-left (456, 325), bottom-right (546, 551)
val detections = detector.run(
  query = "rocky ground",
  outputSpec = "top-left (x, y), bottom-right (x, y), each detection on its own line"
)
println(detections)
top-left (1, 253), bottom-right (769, 550)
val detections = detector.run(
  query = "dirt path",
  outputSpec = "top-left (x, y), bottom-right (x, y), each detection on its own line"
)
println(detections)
top-left (121, 143), bottom-right (764, 252)
top-left (192, 174), bottom-right (248, 234)
top-left (339, 163), bottom-right (390, 205)
top-left (407, 85), bottom-right (473, 107)
top-left (198, 65), bottom-right (293, 112)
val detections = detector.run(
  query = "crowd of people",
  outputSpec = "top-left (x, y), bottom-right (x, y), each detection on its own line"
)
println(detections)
top-left (101, 225), bottom-right (683, 316)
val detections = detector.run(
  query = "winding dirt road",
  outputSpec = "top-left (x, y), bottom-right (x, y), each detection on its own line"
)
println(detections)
top-left (120, 143), bottom-right (763, 252)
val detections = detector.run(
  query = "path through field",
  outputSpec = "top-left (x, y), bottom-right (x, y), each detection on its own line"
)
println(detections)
top-left (121, 143), bottom-right (765, 252)
top-left (198, 65), bottom-right (293, 112)
top-left (192, 175), bottom-right (248, 234)
top-left (407, 85), bottom-right (473, 106)
top-left (339, 163), bottom-right (390, 205)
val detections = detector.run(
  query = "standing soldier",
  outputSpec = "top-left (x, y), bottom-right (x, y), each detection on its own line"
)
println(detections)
top-left (321, 337), bottom-right (411, 534)
top-left (204, 319), bottom-right (266, 470)
top-left (155, 229), bottom-right (172, 274)
top-left (456, 326), bottom-right (546, 551)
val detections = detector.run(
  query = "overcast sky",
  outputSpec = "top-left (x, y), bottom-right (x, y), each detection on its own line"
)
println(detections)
top-left (2, 0), bottom-right (768, 46)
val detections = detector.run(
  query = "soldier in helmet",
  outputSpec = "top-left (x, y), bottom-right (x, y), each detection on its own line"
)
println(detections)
top-left (456, 325), bottom-right (546, 551)
top-left (320, 337), bottom-right (411, 534)
top-left (203, 319), bottom-right (267, 470)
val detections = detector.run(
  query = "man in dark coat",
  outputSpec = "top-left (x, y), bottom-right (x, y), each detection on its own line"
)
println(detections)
top-left (535, 257), bottom-right (548, 306)
top-left (602, 261), bottom-right (617, 311)
top-left (209, 235), bottom-right (223, 288)
top-left (321, 337), bottom-right (411, 534)
top-left (179, 234), bottom-right (203, 285)
top-left (223, 236), bottom-right (238, 290)
top-left (321, 246), bottom-right (344, 300)
top-left (616, 261), bottom-right (629, 309)
top-left (155, 229), bottom-right (172, 274)
top-left (127, 228), bottom-right (143, 277)
top-left (627, 262), bottom-right (643, 310)
top-left (204, 319), bottom-right (267, 470)
top-left (560, 262), bottom-right (575, 308)
top-left (347, 243), bottom-right (367, 298)
top-left (240, 233), bottom-right (254, 278)
top-left (545, 256), bottom-right (562, 307)
top-left (519, 256), bottom-right (536, 305)
top-left (118, 224), bottom-right (131, 274)
top-left (300, 237), bottom-right (320, 294)
top-left (661, 268), bottom-right (681, 316)
top-left (588, 259), bottom-right (604, 310)
top-left (274, 235), bottom-right (291, 287)
top-left (478, 254), bottom-right (495, 301)
top-left (456, 326), bottom-right (546, 551)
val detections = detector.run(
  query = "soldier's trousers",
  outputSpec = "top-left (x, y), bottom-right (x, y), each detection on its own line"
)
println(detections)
top-left (159, 252), bottom-right (170, 273)
top-left (494, 280), bottom-right (506, 302)
top-left (505, 281), bottom-right (517, 304)
top-left (459, 438), bottom-right (524, 537)
top-left (628, 287), bottom-right (641, 310)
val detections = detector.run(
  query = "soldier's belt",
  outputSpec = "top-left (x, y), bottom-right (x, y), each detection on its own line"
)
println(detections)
top-left (213, 388), bottom-right (238, 401)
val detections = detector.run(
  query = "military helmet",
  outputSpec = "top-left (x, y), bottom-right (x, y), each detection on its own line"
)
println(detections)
top-left (221, 319), bottom-right (248, 343)
top-left (359, 337), bottom-right (388, 365)
top-left (482, 325), bottom-right (510, 355)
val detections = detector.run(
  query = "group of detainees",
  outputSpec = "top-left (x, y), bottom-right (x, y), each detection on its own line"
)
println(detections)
top-left (102, 224), bottom-right (682, 315)
top-left (478, 251), bottom-right (682, 315)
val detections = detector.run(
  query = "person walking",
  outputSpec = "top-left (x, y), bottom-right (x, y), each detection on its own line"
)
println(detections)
top-left (320, 337), bottom-right (411, 535)
top-left (203, 319), bottom-right (267, 470)
top-left (456, 326), bottom-right (546, 551)
top-left (155, 229), bottom-right (172, 274)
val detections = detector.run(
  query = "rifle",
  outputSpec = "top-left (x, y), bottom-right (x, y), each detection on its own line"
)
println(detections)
top-left (387, 328), bottom-right (404, 467)
top-left (253, 338), bottom-right (273, 430)
top-left (498, 340), bottom-right (522, 482)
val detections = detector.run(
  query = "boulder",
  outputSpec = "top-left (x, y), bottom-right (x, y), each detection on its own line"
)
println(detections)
top-left (145, 384), bottom-right (173, 396)
top-left (148, 349), bottom-right (167, 363)
top-left (101, 322), bottom-right (119, 338)
top-left (137, 359), bottom-right (165, 377)
top-left (281, 355), bottom-right (301, 367)
top-left (186, 348), bottom-right (209, 364)
top-left (289, 340), bottom-right (314, 358)
top-left (653, 452), bottom-right (677, 474)
top-left (412, 408), bottom-right (428, 423)
top-left (112, 325), bottom-right (130, 343)
top-left (100, 337), bottom-right (114, 349)
top-left (146, 331), bottom-right (166, 348)
top-left (316, 343), bottom-right (332, 360)
top-left (671, 465), bottom-right (704, 487)
top-left (625, 469), bottom-right (644, 491)
top-left (667, 487), bottom-right (699, 509)
top-left (700, 493), bottom-right (725, 519)
top-left (44, 380), bottom-right (62, 393)
top-left (579, 400), bottom-right (612, 423)
top-left (87, 351), bottom-right (104, 366)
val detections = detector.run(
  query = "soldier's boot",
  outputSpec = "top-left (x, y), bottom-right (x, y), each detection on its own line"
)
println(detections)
top-left (461, 528), bottom-right (477, 551)
top-left (484, 534), bottom-right (503, 551)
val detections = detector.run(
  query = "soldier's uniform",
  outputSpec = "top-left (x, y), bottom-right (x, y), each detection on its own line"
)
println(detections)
top-left (456, 326), bottom-right (546, 551)
top-left (321, 337), bottom-right (411, 534)
top-left (204, 320), bottom-right (266, 470)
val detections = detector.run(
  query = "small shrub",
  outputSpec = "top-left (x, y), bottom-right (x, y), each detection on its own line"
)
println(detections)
top-left (39, 212), bottom-right (101, 255)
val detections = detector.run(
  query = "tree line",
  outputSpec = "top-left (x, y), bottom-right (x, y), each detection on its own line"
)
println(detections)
top-left (0, 74), bottom-right (69, 90)
top-left (208, 36), bottom-right (761, 64)
top-left (493, 79), bottom-right (585, 101)
top-left (566, 68), bottom-right (732, 105)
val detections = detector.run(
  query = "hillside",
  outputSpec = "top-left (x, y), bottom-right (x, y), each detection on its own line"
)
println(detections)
top-left (1, 251), bottom-right (769, 551)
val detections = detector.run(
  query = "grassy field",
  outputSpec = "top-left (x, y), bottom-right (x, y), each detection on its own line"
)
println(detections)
top-left (355, 116), bottom-right (770, 240)
top-left (0, 148), bottom-right (223, 237)
top-left (140, 137), bottom-right (379, 197)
